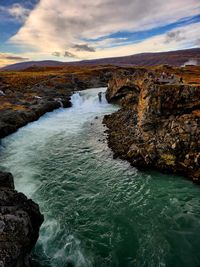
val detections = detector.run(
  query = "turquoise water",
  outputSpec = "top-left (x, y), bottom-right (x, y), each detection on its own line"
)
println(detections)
top-left (0, 88), bottom-right (200, 267)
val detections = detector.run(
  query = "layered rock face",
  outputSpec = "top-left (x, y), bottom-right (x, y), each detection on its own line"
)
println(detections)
top-left (104, 69), bottom-right (200, 182)
top-left (0, 172), bottom-right (44, 266)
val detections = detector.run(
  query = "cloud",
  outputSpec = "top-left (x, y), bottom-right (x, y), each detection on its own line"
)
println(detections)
top-left (90, 22), bottom-right (200, 59)
top-left (0, 3), bottom-right (31, 23)
top-left (194, 39), bottom-right (200, 46)
top-left (8, 3), bottom-right (31, 22)
top-left (73, 44), bottom-right (95, 52)
top-left (53, 51), bottom-right (79, 58)
top-left (0, 53), bottom-right (29, 68)
top-left (0, 53), bottom-right (29, 61)
top-left (64, 51), bottom-right (79, 58)
top-left (8, 0), bottom-right (200, 59)
top-left (165, 30), bottom-right (186, 43)
top-left (52, 51), bottom-right (61, 57)
top-left (93, 37), bottom-right (130, 49)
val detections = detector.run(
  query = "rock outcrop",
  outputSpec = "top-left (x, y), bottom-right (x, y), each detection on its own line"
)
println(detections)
top-left (0, 99), bottom-right (71, 139)
top-left (104, 69), bottom-right (200, 182)
top-left (0, 171), bottom-right (44, 267)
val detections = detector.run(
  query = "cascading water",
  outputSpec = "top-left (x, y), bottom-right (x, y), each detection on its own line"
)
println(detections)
top-left (0, 88), bottom-right (200, 267)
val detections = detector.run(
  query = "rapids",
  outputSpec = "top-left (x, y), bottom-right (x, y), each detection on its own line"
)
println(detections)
top-left (0, 88), bottom-right (200, 267)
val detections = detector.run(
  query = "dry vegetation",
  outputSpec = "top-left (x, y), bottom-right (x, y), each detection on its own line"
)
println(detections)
top-left (0, 65), bottom-right (200, 113)
top-left (152, 65), bottom-right (200, 85)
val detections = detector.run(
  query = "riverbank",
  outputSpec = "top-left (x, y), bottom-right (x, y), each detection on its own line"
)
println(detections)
top-left (103, 66), bottom-right (200, 183)
top-left (0, 65), bottom-right (127, 139)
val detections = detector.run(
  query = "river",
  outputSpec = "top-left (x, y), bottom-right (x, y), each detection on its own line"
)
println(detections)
top-left (0, 88), bottom-right (200, 267)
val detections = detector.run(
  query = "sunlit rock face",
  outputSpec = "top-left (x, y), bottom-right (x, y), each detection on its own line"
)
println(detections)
top-left (104, 69), bottom-right (200, 182)
top-left (0, 171), bottom-right (44, 267)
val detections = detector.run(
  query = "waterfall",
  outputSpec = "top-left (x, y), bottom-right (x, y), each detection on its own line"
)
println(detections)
top-left (70, 89), bottom-right (107, 111)
top-left (70, 92), bottom-right (83, 108)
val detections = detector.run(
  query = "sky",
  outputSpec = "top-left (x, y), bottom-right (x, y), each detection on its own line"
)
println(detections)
top-left (0, 0), bottom-right (200, 67)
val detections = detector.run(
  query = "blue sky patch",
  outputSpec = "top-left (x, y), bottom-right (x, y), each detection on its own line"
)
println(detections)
top-left (85, 14), bottom-right (200, 48)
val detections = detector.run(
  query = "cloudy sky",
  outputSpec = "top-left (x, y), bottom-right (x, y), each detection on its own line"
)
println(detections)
top-left (0, 0), bottom-right (200, 67)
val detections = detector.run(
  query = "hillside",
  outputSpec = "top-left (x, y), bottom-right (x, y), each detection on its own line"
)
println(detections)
top-left (1, 48), bottom-right (200, 71)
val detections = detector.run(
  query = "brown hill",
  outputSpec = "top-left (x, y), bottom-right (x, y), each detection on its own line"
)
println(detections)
top-left (1, 48), bottom-right (200, 71)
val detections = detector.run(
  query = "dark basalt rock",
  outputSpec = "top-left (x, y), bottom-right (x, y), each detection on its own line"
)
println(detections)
top-left (104, 70), bottom-right (200, 183)
top-left (0, 172), bottom-right (14, 189)
top-left (0, 171), bottom-right (44, 267)
top-left (0, 100), bottom-right (69, 139)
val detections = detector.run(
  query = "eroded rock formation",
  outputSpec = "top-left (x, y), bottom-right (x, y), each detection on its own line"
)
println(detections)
top-left (0, 171), bottom-right (44, 266)
top-left (104, 69), bottom-right (200, 182)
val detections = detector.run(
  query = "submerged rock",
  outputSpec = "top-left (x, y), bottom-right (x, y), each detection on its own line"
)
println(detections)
top-left (104, 69), bottom-right (200, 183)
top-left (0, 171), bottom-right (44, 266)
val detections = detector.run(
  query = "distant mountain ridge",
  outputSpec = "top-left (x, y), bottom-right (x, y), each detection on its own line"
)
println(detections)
top-left (1, 48), bottom-right (200, 71)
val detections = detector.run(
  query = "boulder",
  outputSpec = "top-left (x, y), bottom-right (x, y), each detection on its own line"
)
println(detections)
top-left (0, 171), bottom-right (44, 267)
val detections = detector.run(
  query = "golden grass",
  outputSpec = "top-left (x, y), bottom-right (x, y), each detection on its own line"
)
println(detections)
top-left (0, 101), bottom-right (27, 111)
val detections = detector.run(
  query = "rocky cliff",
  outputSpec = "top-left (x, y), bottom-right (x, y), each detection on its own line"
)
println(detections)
top-left (0, 171), bottom-right (44, 266)
top-left (104, 69), bottom-right (200, 182)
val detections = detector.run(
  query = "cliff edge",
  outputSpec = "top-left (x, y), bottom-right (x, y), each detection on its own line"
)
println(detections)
top-left (104, 69), bottom-right (200, 182)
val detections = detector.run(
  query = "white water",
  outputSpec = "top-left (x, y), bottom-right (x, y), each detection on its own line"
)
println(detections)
top-left (0, 88), bottom-right (114, 197)
top-left (0, 88), bottom-right (120, 266)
